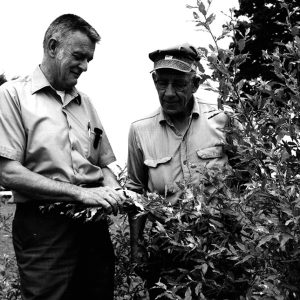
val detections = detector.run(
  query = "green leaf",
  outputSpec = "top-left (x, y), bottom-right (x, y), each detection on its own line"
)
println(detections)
top-left (195, 282), bottom-right (202, 295)
top-left (185, 287), bottom-right (192, 300)
top-left (237, 38), bottom-right (246, 52)
top-left (198, 1), bottom-right (207, 16)
top-left (228, 243), bottom-right (237, 254)
top-left (201, 263), bottom-right (208, 275)
top-left (236, 241), bottom-right (246, 251)
top-left (210, 218), bottom-right (223, 228)
top-left (197, 61), bottom-right (205, 73)
top-left (291, 26), bottom-right (300, 36)
top-left (280, 233), bottom-right (293, 249)
top-left (257, 235), bottom-right (274, 247)
top-left (206, 13), bottom-right (216, 26)
top-left (235, 255), bottom-right (253, 265)
top-left (193, 12), bottom-right (199, 19)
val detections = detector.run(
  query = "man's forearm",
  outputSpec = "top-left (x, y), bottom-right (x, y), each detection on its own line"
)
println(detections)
top-left (101, 166), bottom-right (121, 189)
top-left (0, 158), bottom-right (82, 203)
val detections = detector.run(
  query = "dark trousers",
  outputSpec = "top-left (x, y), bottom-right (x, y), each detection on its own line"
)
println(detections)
top-left (13, 203), bottom-right (115, 300)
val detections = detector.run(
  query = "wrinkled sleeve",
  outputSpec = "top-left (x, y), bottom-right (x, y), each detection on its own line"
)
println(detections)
top-left (97, 122), bottom-right (116, 167)
top-left (0, 84), bottom-right (25, 162)
top-left (126, 123), bottom-right (148, 194)
top-left (86, 99), bottom-right (116, 168)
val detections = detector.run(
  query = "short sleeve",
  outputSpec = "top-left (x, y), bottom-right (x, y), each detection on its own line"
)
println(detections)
top-left (97, 123), bottom-right (116, 167)
top-left (126, 123), bottom-right (148, 193)
top-left (0, 83), bottom-right (26, 162)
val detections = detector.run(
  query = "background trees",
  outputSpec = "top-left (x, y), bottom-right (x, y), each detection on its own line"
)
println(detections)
top-left (233, 0), bottom-right (299, 82)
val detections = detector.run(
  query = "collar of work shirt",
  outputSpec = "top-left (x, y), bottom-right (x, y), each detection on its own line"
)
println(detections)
top-left (163, 111), bottom-right (199, 137)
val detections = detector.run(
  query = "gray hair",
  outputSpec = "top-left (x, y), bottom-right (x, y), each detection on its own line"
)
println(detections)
top-left (43, 14), bottom-right (100, 51)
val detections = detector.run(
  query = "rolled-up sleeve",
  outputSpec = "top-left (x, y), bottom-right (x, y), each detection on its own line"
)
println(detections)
top-left (126, 124), bottom-right (148, 194)
top-left (0, 84), bottom-right (25, 162)
top-left (97, 124), bottom-right (116, 167)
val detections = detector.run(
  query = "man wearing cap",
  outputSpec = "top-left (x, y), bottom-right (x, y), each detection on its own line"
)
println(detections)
top-left (126, 43), bottom-right (230, 298)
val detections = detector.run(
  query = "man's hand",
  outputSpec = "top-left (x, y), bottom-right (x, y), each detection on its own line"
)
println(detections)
top-left (79, 186), bottom-right (126, 215)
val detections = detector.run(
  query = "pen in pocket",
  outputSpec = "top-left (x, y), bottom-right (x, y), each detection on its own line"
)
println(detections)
top-left (93, 127), bottom-right (102, 149)
top-left (87, 121), bottom-right (91, 137)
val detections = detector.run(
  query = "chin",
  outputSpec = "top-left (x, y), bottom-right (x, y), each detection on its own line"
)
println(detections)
top-left (65, 79), bottom-right (77, 89)
top-left (163, 109), bottom-right (181, 116)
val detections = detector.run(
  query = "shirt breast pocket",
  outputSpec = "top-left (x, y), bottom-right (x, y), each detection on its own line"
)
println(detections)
top-left (144, 156), bottom-right (172, 193)
top-left (196, 146), bottom-right (223, 159)
top-left (144, 156), bottom-right (172, 168)
top-left (196, 146), bottom-right (226, 168)
top-left (87, 128), bottom-right (102, 164)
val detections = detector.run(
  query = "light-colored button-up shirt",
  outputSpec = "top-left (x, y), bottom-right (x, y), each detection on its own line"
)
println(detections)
top-left (126, 97), bottom-right (229, 195)
top-left (0, 66), bottom-right (115, 203)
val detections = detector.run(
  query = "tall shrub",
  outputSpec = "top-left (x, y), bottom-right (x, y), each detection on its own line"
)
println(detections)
top-left (121, 1), bottom-right (300, 299)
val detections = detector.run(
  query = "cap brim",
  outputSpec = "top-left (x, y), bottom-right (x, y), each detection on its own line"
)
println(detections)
top-left (152, 59), bottom-right (195, 73)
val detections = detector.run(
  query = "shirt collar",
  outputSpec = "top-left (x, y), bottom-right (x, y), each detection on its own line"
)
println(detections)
top-left (31, 66), bottom-right (81, 105)
top-left (158, 96), bottom-right (200, 125)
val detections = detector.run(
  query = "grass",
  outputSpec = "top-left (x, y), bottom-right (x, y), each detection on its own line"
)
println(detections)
top-left (0, 199), bottom-right (20, 300)
top-left (0, 201), bottom-right (15, 259)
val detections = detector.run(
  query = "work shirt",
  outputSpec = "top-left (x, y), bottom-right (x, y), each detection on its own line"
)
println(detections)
top-left (0, 66), bottom-right (116, 203)
top-left (126, 97), bottom-right (229, 195)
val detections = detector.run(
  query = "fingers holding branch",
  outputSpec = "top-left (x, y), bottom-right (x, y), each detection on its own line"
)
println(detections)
top-left (79, 186), bottom-right (126, 215)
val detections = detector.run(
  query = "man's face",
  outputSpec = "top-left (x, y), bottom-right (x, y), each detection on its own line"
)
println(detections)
top-left (52, 30), bottom-right (95, 90)
top-left (153, 69), bottom-right (198, 117)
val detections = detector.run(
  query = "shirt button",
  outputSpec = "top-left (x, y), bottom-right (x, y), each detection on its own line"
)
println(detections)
top-left (183, 160), bottom-right (187, 165)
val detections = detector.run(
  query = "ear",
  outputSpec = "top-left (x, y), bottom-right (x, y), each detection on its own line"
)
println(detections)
top-left (152, 72), bottom-right (158, 83)
top-left (192, 76), bottom-right (201, 93)
top-left (47, 38), bottom-right (59, 58)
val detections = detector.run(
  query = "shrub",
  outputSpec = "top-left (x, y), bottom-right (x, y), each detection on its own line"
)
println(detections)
top-left (111, 1), bottom-right (300, 299)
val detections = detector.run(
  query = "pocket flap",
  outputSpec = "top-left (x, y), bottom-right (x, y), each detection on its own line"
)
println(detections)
top-left (144, 156), bottom-right (172, 168)
top-left (197, 146), bottom-right (223, 159)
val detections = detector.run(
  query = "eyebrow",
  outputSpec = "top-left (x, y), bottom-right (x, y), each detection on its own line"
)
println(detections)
top-left (73, 51), bottom-right (94, 61)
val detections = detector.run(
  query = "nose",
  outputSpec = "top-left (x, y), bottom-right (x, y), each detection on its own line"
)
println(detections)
top-left (79, 59), bottom-right (88, 72)
top-left (165, 83), bottom-right (175, 97)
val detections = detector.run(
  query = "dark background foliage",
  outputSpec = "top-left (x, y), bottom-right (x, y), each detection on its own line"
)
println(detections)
top-left (233, 0), bottom-right (300, 82)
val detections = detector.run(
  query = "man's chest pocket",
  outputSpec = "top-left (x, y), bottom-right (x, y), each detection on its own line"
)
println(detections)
top-left (144, 156), bottom-right (172, 168)
top-left (87, 128), bottom-right (102, 164)
top-left (144, 156), bottom-right (172, 193)
top-left (196, 146), bottom-right (226, 168)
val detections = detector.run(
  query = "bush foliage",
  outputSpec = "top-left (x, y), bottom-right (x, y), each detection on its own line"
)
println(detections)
top-left (122, 0), bottom-right (300, 298)
top-left (115, 1), bottom-right (300, 299)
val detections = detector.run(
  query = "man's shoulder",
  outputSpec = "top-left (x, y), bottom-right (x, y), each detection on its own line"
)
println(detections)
top-left (196, 97), bottom-right (218, 110)
top-left (75, 89), bottom-right (94, 107)
top-left (131, 108), bottom-right (161, 128)
top-left (195, 97), bottom-right (233, 114)
top-left (76, 89), bottom-right (89, 100)
top-left (0, 76), bottom-right (32, 101)
top-left (0, 75), bottom-right (31, 91)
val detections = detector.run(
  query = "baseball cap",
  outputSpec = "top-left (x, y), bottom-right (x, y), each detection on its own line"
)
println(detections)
top-left (149, 43), bottom-right (201, 73)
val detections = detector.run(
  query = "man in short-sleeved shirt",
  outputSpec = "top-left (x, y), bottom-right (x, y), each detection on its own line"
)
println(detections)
top-left (0, 66), bottom-right (116, 202)
top-left (127, 98), bottom-right (228, 195)
top-left (126, 43), bottom-right (230, 299)
top-left (0, 14), bottom-right (125, 300)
